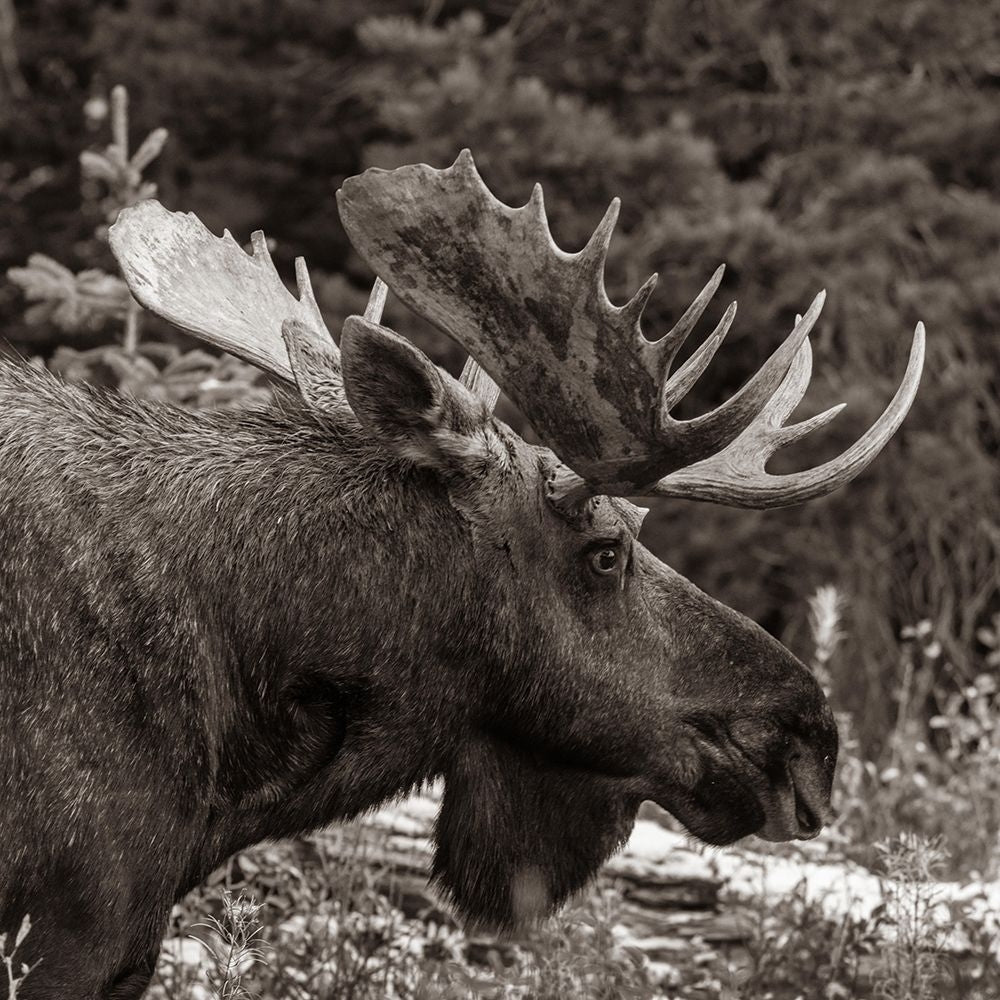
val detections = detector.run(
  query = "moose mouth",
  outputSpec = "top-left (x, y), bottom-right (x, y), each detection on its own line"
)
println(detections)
top-left (720, 728), bottom-right (832, 843)
top-left (658, 731), bottom-right (832, 846)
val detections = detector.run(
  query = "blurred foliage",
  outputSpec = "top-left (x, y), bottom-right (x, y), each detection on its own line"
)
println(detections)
top-left (833, 617), bottom-right (1000, 879)
top-left (4, 81), bottom-right (268, 403)
top-left (7, 251), bottom-right (129, 332)
top-left (0, 0), bottom-right (997, 751)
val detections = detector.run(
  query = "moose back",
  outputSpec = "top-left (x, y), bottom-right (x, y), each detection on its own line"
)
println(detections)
top-left (0, 152), bottom-right (923, 999)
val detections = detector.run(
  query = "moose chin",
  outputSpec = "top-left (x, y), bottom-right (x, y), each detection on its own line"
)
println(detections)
top-left (0, 150), bottom-right (922, 999)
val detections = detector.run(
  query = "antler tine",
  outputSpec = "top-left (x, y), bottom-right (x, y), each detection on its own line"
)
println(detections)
top-left (649, 264), bottom-right (726, 371)
top-left (621, 272), bottom-right (660, 330)
top-left (525, 181), bottom-right (547, 226)
top-left (760, 311), bottom-right (843, 439)
top-left (660, 291), bottom-right (826, 458)
top-left (364, 276), bottom-right (388, 324)
top-left (110, 199), bottom-right (335, 384)
top-left (659, 300), bottom-right (738, 411)
top-left (460, 358), bottom-right (502, 411)
top-left (294, 255), bottom-right (322, 318)
top-left (578, 198), bottom-right (620, 287)
top-left (652, 323), bottom-right (926, 507)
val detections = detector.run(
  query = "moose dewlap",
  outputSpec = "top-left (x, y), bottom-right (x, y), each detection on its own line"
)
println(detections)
top-left (0, 151), bottom-right (923, 1000)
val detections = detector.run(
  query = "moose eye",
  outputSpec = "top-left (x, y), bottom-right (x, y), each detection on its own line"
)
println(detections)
top-left (590, 547), bottom-right (620, 575)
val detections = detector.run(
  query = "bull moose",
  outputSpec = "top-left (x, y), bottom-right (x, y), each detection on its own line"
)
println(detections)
top-left (0, 150), bottom-right (923, 998)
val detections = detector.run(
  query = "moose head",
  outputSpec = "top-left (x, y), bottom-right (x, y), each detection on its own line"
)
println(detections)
top-left (108, 151), bottom-right (923, 931)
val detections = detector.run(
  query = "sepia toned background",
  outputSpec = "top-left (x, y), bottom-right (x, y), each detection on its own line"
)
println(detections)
top-left (1, 3), bottom-right (998, 995)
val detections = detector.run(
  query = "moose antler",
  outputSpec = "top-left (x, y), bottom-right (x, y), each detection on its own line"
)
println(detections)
top-left (338, 150), bottom-right (924, 506)
top-left (109, 200), bottom-right (336, 382)
top-left (109, 199), bottom-right (495, 415)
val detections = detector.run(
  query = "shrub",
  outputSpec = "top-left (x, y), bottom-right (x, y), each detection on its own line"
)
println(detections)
top-left (6, 84), bottom-right (269, 408)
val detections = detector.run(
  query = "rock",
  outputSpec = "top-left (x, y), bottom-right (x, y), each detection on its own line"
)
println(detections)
top-left (619, 881), bottom-right (718, 910)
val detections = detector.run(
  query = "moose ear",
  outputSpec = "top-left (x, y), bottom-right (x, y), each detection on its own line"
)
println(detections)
top-left (340, 316), bottom-right (492, 474)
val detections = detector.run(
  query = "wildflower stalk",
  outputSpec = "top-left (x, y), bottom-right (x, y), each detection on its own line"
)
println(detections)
top-left (874, 834), bottom-right (947, 1000)
top-left (1, 915), bottom-right (36, 1000)
top-left (807, 583), bottom-right (845, 695)
top-left (195, 889), bottom-right (267, 1000)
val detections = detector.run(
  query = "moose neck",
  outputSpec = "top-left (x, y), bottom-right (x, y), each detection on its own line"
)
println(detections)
top-left (1, 368), bottom-right (485, 881)
top-left (167, 400), bottom-right (485, 856)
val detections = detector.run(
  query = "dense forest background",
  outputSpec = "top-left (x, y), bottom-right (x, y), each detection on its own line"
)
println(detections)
top-left (0, 0), bottom-right (997, 752)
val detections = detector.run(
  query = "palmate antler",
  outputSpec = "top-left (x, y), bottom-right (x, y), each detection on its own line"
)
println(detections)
top-left (338, 150), bottom-right (924, 508)
top-left (108, 201), bottom-right (390, 413)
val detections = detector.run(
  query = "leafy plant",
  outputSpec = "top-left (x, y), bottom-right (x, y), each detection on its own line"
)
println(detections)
top-left (872, 833), bottom-right (948, 1000)
top-left (0, 916), bottom-right (36, 1000)
top-left (731, 872), bottom-right (880, 999)
top-left (832, 613), bottom-right (1000, 877)
top-left (7, 85), bottom-right (160, 350)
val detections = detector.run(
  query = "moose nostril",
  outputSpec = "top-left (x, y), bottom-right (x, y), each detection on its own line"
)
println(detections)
top-left (794, 788), bottom-right (821, 835)
top-left (787, 744), bottom-right (829, 837)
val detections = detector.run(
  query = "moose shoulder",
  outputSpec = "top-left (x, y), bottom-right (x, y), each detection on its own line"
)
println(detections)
top-left (0, 152), bottom-right (924, 999)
